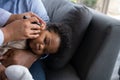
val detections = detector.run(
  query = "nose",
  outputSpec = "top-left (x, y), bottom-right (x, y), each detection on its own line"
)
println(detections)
top-left (40, 44), bottom-right (45, 50)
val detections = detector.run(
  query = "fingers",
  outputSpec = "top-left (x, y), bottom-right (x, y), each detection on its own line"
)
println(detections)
top-left (25, 29), bottom-right (40, 39)
top-left (30, 24), bottom-right (40, 30)
top-left (40, 23), bottom-right (46, 30)
top-left (29, 12), bottom-right (44, 22)
top-left (29, 24), bottom-right (41, 37)
top-left (25, 12), bottom-right (46, 28)
top-left (29, 34), bottom-right (40, 39)
top-left (30, 29), bottom-right (41, 34)
top-left (27, 17), bottom-right (39, 24)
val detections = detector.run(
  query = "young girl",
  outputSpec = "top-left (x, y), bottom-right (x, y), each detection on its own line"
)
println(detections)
top-left (0, 22), bottom-right (72, 80)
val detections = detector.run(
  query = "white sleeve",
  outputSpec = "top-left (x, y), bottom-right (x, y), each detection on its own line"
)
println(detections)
top-left (0, 8), bottom-right (12, 27)
top-left (0, 29), bottom-right (4, 46)
top-left (5, 65), bottom-right (34, 80)
top-left (0, 8), bottom-right (12, 46)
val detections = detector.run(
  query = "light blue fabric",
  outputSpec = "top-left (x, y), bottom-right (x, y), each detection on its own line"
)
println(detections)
top-left (0, 8), bottom-right (11, 27)
top-left (0, 29), bottom-right (4, 46)
top-left (0, 0), bottom-right (49, 22)
top-left (0, 8), bottom-right (11, 46)
top-left (0, 0), bottom-right (49, 46)
top-left (0, 0), bottom-right (49, 80)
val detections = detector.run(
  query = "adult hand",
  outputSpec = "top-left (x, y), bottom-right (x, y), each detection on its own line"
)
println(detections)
top-left (0, 64), bottom-right (7, 80)
top-left (7, 12), bottom-right (46, 30)
top-left (1, 17), bottom-right (41, 44)
top-left (1, 49), bottom-right (38, 68)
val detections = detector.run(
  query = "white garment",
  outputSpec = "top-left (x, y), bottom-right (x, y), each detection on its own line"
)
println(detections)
top-left (5, 65), bottom-right (34, 80)
top-left (0, 40), bottom-right (27, 55)
top-left (0, 29), bottom-right (4, 46)
top-left (0, 8), bottom-right (11, 46)
top-left (0, 40), bottom-right (34, 80)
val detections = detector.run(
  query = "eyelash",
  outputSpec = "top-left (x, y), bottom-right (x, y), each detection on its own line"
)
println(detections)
top-left (44, 37), bottom-right (48, 53)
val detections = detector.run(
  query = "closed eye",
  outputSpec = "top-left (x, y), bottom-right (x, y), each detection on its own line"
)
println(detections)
top-left (44, 37), bottom-right (50, 53)
top-left (44, 37), bottom-right (47, 45)
top-left (44, 37), bottom-right (50, 46)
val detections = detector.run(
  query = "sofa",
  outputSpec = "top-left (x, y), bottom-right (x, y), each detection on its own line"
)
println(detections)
top-left (41, 0), bottom-right (120, 80)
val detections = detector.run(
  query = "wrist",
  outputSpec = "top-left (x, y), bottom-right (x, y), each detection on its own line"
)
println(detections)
top-left (6, 14), bottom-right (17, 25)
top-left (0, 29), bottom-right (4, 46)
top-left (1, 27), bottom-right (12, 44)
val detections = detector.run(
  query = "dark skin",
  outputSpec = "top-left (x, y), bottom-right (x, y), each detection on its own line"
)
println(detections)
top-left (29, 30), bottom-right (60, 55)
top-left (0, 49), bottom-right (39, 80)
top-left (0, 64), bottom-right (7, 80)
top-left (0, 12), bottom-right (48, 79)
top-left (5, 30), bottom-right (60, 66)
top-left (0, 29), bottom-right (61, 80)
top-left (1, 49), bottom-right (38, 68)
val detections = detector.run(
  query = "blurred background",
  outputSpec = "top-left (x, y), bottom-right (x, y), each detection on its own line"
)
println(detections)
top-left (69, 0), bottom-right (120, 80)
top-left (69, 0), bottom-right (120, 20)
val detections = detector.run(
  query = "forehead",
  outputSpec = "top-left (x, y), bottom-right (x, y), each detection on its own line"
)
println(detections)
top-left (46, 31), bottom-right (61, 53)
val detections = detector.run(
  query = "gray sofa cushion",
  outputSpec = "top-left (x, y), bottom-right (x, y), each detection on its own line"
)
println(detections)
top-left (44, 64), bottom-right (80, 80)
top-left (42, 0), bottom-right (92, 69)
top-left (42, 0), bottom-right (75, 22)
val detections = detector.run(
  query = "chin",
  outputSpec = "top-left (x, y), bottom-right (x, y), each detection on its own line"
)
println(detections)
top-left (32, 50), bottom-right (41, 55)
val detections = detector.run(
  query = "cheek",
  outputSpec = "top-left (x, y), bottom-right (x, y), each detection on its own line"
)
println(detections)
top-left (29, 40), bottom-right (37, 49)
top-left (29, 42), bottom-right (33, 49)
top-left (33, 50), bottom-right (43, 55)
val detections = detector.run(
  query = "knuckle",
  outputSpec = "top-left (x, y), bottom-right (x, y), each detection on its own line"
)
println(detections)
top-left (33, 17), bottom-right (37, 20)
top-left (24, 32), bottom-right (29, 36)
top-left (31, 17), bottom-right (35, 20)
top-left (29, 12), bottom-right (33, 14)
top-left (25, 33), bottom-right (30, 38)
top-left (22, 19), bottom-right (26, 22)
top-left (23, 30), bottom-right (29, 36)
top-left (24, 23), bottom-right (29, 28)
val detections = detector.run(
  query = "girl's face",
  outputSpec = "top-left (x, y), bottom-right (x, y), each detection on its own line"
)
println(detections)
top-left (29, 30), bottom-right (60, 55)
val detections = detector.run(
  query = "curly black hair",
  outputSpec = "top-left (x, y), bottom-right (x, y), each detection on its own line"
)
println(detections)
top-left (46, 23), bottom-right (72, 54)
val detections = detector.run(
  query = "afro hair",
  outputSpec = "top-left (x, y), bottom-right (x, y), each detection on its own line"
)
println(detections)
top-left (47, 23), bottom-right (72, 54)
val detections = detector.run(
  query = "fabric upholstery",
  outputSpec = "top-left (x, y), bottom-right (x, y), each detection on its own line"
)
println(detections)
top-left (42, 0), bottom-right (120, 80)
top-left (44, 64), bottom-right (80, 80)
top-left (71, 11), bottom-right (120, 80)
top-left (42, 0), bottom-right (92, 69)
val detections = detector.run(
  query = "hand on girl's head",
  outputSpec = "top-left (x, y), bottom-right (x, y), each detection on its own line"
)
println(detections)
top-left (40, 23), bottom-right (46, 30)
top-left (29, 30), bottom-right (60, 56)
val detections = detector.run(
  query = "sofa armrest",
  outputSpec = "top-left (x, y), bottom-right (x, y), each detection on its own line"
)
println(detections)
top-left (71, 10), bottom-right (120, 80)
